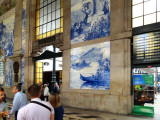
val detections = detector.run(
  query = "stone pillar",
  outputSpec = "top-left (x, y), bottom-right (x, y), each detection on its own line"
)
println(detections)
top-left (14, 0), bottom-right (23, 55)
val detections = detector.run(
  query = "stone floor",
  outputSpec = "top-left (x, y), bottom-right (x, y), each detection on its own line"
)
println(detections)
top-left (6, 94), bottom-right (160, 120)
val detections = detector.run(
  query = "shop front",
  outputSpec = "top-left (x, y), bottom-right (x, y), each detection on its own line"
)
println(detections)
top-left (132, 31), bottom-right (160, 117)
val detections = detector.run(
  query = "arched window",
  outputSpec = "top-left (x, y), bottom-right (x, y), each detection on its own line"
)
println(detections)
top-left (132, 0), bottom-right (160, 28)
top-left (0, 55), bottom-right (4, 85)
top-left (36, 0), bottom-right (63, 40)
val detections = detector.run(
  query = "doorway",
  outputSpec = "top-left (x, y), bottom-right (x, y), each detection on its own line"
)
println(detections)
top-left (132, 67), bottom-right (160, 118)
top-left (34, 45), bottom-right (63, 92)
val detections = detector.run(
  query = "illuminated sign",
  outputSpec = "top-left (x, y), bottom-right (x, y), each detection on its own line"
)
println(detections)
top-left (133, 31), bottom-right (160, 64)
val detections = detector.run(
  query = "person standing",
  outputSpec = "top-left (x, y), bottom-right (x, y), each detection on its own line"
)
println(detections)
top-left (49, 93), bottom-right (64, 120)
top-left (54, 83), bottom-right (59, 94)
top-left (0, 91), bottom-right (8, 120)
top-left (9, 85), bottom-right (28, 120)
top-left (44, 84), bottom-right (49, 101)
top-left (17, 84), bottom-right (54, 120)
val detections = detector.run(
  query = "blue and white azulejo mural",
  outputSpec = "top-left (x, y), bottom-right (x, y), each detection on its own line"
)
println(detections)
top-left (5, 60), bottom-right (13, 86)
top-left (71, 0), bottom-right (110, 44)
top-left (21, 58), bottom-right (25, 85)
top-left (0, 14), bottom-right (15, 58)
top-left (22, 1), bottom-right (26, 55)
top-left (70, 42), bottom-right (110, 90)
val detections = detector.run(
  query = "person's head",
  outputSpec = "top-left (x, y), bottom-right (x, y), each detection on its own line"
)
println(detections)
top-left (0, 91), bottom-right (5, 102)
top-left (28, 84), bottom-right (41, 99)
top-left (49, 93), bottom-right (61, 108)
top-left (17, 82), bottom-right (22, 86)
top-left (38, 81), bottom-right (42, 86)
top-left (12, 85), bottom-right (21, 94)
top-left (0, 87), bottom-right (4, 91)
top-left (54, 82), bottom-right (57, 87)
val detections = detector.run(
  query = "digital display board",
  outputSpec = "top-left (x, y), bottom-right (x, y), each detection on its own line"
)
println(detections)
top-left (133, 31), bottom-right (160, 64)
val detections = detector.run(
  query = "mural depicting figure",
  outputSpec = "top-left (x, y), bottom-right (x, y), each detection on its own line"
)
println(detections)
top-left (0, 0), bottom-right (15, 16)
top-left (71, 0), bottom-right (110, 44)
top-left (70, 42), bottom-right (110, 90)
top-left (0, 14), bottom-right (15, 58)
top-left (5, 60), bottom-right (13, 86)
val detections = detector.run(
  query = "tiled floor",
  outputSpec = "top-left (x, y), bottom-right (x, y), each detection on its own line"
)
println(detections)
top-left (6, 94), bottom-right (160, 120)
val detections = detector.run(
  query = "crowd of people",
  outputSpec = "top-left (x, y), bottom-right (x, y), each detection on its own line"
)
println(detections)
top-left (0, 82), bottom-right (64, 120)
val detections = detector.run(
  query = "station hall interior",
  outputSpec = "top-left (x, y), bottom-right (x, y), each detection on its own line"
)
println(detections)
top-left (0, 0), bottom-right (160, 119)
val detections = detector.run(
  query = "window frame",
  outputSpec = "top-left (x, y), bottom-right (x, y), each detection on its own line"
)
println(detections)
top-left (36, 0), bottom-right (63, 40)
top-left (132, 0), bottom-right (160, 28)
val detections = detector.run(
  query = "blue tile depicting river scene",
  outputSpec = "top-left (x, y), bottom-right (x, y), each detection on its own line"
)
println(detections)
top-left (71, 0), bottom-right (110, 44)
top-left (70, 42), bottom-right (110, 90)
top-left (5, 60), bottom-right (13, 86)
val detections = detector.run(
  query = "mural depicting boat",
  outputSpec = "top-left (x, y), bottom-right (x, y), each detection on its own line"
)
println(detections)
top-left (70, 42), bottom-right (110, 90)
top-left (80, 71), bottom-right (109, 82)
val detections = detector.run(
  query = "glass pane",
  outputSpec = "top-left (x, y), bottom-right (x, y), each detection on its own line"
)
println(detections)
top-left (40, 0), bottom-right (43, 3)
top-left (52, 21), bottom-right (55, 30)
top-left (44, 15), bottom-right (47, 24)
top-left (40, 8), bottom-right (43, 17)
top-left (36, 10), bottom-right (40, 19)
top-left (48, 4), bottom-right (51, 13)
top-left (132, 0), bottom-right (143, 5)
top-left (132, 3), bottom-right (143, 18)
top-left (56, 9), bottom-right (60, 19)
top-left (39, 73), bottom-right (42, 78)
top-left (132, 17), bottom-right (143, 28)
top-left (157, 12), bottom-right (160, 22)
top-left (39, 26), bottom-right (43, 34)
top-left (52, 2), bottom-right (56, 12)
top-left (48, 13), bottom-right (51, 22)
top-left (43, 24), bottom-right (47, 33)
top-left (56, 19), bottom-right (60, 29)
top-left (36, 19), bottom-right (39, 27)
top-left (158, 0), bottom-right (160, 11)
top-left (40, 3), bottom-right (43, 8)
top-left (44, 1), bottom-right (47, 6)
top-left (36, 26), bottom-right (39, 35)
top-left (40, 17), bottom-right (43, 25)
top-left (40, 68), bottom-right (43, 72)
top-left (56, 0), bottom-right (60, 9)
top-left (144, 0), bottom-right (156, 15)
top-left (47, 22), bottom-right (51, 32)
top-left (52, 12), bottom-right (55, 20)
top-left (44, 6), bottom-right (47, 15)
top-left (144, 13), bottom-right (156, 25)
top-left (36, 73), bottom-right (39, 78)
top-left (48, 0), bottom-right (51, 4)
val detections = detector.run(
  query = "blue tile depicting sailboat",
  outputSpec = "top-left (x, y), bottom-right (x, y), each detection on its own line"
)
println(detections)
top-left (70, 42), bottom-right (110, 90)
top-left (0, 14), bottom-right (15, 58)
top-left (71, 0), bottom-right (110, 44)
top-left (5, 60), bottom-right (13, 86)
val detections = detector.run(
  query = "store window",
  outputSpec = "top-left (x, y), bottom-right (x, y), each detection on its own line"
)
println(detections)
top-left (132, 0), bottom-right (160, 28)
top-left (36, 0), bottom-right (63, 40)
